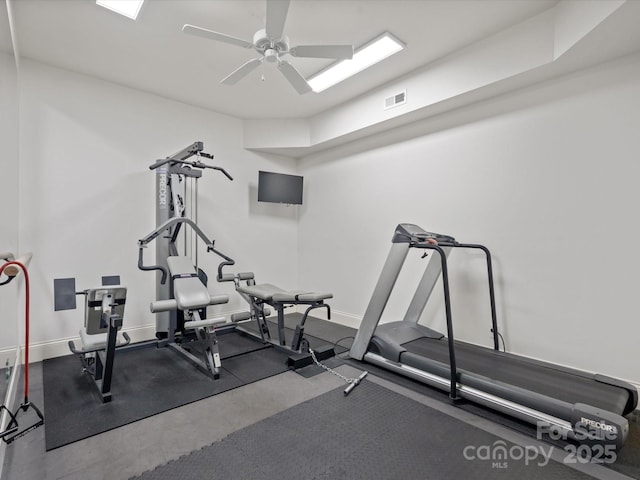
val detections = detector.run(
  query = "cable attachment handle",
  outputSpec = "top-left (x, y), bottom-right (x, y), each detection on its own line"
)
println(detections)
top-left (0, 405), bottom-right (18, 441)
top-left (343, 370), bottom-right (368, 396)
top-left (1, 401), bottom-right (44, 444)
top-left (309, 349), bottom-right (368, 396)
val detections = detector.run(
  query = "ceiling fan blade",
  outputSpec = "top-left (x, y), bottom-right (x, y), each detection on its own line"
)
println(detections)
top-left (289, 44), bottom-right (354, 60)
top-left (182, 24), bottom-right (253, 49)
top-left (265, 0), bottom-right (290, 40)
top-left (221, 58), bottom-right (263, 85)
top-left (277, 60), bottom-right (312, 94)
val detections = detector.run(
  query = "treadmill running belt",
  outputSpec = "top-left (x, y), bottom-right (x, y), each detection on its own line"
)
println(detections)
top-left (401, 337), bottom-right (631, 415)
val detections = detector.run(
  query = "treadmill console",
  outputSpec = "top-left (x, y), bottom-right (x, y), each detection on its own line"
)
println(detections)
top-left (393, 223), bottom-right (456, 245)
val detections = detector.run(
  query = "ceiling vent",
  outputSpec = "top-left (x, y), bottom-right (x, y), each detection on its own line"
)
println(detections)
top-left (384, 90), bottom-right (406, 110)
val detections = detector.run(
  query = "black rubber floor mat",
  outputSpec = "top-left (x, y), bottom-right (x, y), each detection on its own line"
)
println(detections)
top-left (344, 357), bottom-right (640, 479)
top-left (130, 380), bottom-right (600, 480)
top-left (43, 335), bottom-right (290, 451)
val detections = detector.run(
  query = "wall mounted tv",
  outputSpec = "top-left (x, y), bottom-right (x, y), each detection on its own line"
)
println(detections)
top-left (258, 171), bottom-right (303, 205)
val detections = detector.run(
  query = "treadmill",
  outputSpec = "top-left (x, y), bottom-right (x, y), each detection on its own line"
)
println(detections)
top-left (350, 223), bottom-right (637, 450)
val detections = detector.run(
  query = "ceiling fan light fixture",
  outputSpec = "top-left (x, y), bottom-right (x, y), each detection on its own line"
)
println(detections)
top-left (307, 32), bottom-right (405, 93)
top-left (96, 0), bottom-right (144, 20)
top-left (183, 0), bottom-right (353, 94)
top-left (265, 49), bottom-right (279, 63)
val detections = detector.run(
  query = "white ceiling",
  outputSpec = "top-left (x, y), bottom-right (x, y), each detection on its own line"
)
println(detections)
top-left (1, 0), bottom-right (560, 119)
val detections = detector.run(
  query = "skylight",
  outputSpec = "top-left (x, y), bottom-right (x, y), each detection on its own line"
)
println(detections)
top-left (307, 32), bottom-right (405, 93)
top-left (96, 0), bottom-right (144, 20)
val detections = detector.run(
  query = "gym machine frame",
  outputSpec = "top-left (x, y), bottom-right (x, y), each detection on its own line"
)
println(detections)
top-left (350, 226), bottom-right (497, 400)
top-left (141, 142), bottom-right (232, 338)
top-left (138, 142), bottom-right (234, 378)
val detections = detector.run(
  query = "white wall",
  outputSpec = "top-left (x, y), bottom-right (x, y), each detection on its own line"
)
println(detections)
top-left (0, 40), bottom-right (20, 480)
top-left (11, 45), bottom-right (640, 387)
top-left (0, 49), bottom-right (19, 355)
top-left (298, 54), bottom-right (640, 385)
top-left (17, 59), bottom-right (298, 358)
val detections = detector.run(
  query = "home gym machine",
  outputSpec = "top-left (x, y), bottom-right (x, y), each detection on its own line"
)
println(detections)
top-left (137, 142), bottom-right (234, 379)
top-left (139, 142), bottom-right (341, 378)
top-left (350, 223), bottom-right (638, 450)
top-left (138, 142), bottom-right (337, 373)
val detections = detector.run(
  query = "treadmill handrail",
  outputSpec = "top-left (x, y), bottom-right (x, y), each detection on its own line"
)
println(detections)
top-left (421, 244), bottom-right (459, 400)
top-left (454, 243), bottom-right (499, 351)
top-left (413, 241), bottom-right (499, 351)
top-left (410, 240), bottom-right (499, 396)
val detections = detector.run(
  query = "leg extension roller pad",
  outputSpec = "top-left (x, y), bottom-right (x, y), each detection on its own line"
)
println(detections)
top-left (287, 344), bottom-right (335, 369)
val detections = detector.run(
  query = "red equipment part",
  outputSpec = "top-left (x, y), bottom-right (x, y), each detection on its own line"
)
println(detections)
top-left (0, 261), bottom-right (44, 444)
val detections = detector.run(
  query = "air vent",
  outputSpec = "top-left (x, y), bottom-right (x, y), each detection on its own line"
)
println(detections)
top-left (384, 90), bottom-right (406, 110)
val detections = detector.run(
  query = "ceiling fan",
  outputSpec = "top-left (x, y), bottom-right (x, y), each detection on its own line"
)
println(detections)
top-left (182, 0), bottom-right (354, 94)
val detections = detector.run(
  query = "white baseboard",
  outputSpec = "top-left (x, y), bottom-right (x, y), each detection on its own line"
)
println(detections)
top-left (0, 346), bottom-right (19, 360)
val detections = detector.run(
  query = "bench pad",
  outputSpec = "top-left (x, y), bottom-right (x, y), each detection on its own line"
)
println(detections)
top-left (237, 283), bottom-right (332, 303)
top-left (79, 329), bottom-right (128, 351)
top-left (167, 256), bottom-right (212, 310)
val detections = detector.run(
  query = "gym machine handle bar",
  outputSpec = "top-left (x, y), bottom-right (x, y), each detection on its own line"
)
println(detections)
top-left (138, 217), bottom-right (237, 286)
top-left (215, 253), bottom-right (237, 284)
top-left (147, 141), bottom-right (233, 181)
top-left (149, 158), bottom-right (233, 181)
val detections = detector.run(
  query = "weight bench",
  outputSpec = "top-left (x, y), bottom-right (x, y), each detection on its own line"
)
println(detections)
top-left (150, 256), bottom-right (229, 379)
top-left (225, 275), bottom-right (335, 366)
top-left (68, 286), bottom-right (131, 403)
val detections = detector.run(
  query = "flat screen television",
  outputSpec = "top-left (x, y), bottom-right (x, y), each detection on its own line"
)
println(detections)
top-left (258, 171), bottom-right (303, 205)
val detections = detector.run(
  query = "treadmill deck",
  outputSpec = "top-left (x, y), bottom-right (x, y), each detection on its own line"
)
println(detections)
top-left (398, 335), bottom-right (633, 416)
